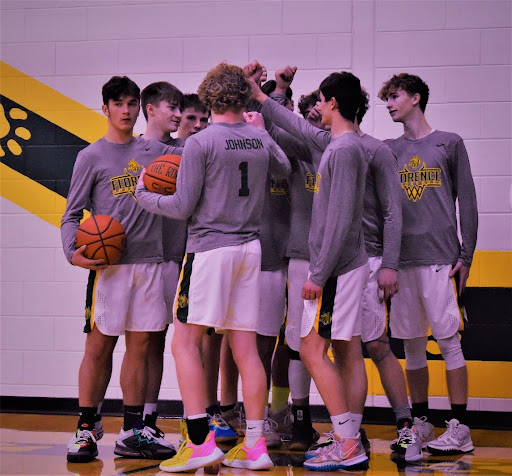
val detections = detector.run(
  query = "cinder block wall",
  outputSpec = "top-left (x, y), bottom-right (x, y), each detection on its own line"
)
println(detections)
top-left (1, 0), bottom-right (510, 411)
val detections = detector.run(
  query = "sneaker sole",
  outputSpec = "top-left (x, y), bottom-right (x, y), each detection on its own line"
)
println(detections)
top-left (223, 453), bottom-right (274, 470)
top-left (67, 449), bottom-right (98, 463)
top-left (426, 444), bottom-right (474, 456)
top-left (160, 447), bottom-right (225, 472)
top-left (304, 453), bottom-right (369, 470)
top-left (114, 444), bottom-right (176, 460)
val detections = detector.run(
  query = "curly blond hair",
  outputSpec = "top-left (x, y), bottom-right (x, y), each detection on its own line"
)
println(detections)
top-left (198, 63), bottom-right (251, 114)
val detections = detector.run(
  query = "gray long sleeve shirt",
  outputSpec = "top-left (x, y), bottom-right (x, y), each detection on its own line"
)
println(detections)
top-left (61, 136), bottom-right (175, 264)
top-left (385, 130), bottom-right (478, 267)
top-left (309, 132), bottom-right (369, 287)
top-left (136, 122), bottom-right (291, 253)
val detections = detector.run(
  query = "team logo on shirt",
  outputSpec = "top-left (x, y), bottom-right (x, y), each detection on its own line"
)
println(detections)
top-left (305, 173), bottom-right (321, 193)
top-left (270, 178), bottom-right (289, 196)
top-left (110, 159), bottom-right (141, 200)
top-left (399, 155), bottom-right (441, 202)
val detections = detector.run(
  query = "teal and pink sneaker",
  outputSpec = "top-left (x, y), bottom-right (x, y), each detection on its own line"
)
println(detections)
top-left (208, 414), bottom-right (239, 442)
top-left (222, 437), bottom-right (274, 470)
top-left (159, 431), bottom-right (224, 473)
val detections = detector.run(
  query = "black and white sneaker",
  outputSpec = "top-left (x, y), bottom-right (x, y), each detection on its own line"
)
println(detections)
top-left (67, 428), bottom-right (98, 463)
top-left (114, 421), bottom-right (176, 459)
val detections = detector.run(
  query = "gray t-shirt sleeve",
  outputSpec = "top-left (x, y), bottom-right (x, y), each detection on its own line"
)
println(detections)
top-left (266, 122), bottom-right (313, 165)
top-left (451, 138), bottom-right (478, 267)
top-left (60, 151), bottom-right (94, 263)
top-left (373, 145), bottom-right (402, 270)
top-left (265, 133), bottom-right (293, 179)
top-left (261, 98), bottom-right (331, 156)
top-left (136, 137), bottom-right (204, 220)
top-left (309, 147), bottom-right (363, 287)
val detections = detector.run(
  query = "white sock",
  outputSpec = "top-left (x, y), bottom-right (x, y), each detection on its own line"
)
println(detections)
top-left (144, 402), bottom-right (158, 419)
top-left (245, 419), bottom-right (264, 448)
top-left (330, 412), bottom-right (354, 438)
top-left (351, 412), bottom-right (363, 435)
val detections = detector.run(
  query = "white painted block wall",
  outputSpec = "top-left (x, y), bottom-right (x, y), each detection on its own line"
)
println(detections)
top-left (1, 0), bottom-right (511, 407)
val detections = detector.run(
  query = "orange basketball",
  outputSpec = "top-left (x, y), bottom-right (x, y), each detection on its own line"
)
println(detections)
top-left (143, 154), bottom-right (181, 195)
top-left (75, 215), bottom-right (126, 265)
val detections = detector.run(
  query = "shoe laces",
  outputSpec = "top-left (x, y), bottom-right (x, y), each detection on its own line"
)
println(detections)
top-left (138, 425), bottom-right (157, 441)
top-left (224, 442), bottom-right (245, 462)
top-left (212, 413), bottom-right (230, 428)
top-left (397, 426), bottom-right (416, 446)
top-left (264, 416), bottom-right (278, 433)
top-left (76, 429), bottom-right (97, 444)
top-left (438, 420), bottom-right (460, 441)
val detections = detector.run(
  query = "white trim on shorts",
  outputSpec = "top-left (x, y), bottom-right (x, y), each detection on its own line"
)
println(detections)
top-left (285, 258), bottom-right (310, 352)
top-left (361, 256), bottom-right (387, 343)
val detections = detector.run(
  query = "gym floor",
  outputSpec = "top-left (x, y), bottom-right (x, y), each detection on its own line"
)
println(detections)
top-left (1, 414), bottom-right (511, 475)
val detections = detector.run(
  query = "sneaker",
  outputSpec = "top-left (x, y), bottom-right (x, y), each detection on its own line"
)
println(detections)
top-left (222, 437), bottom-right (274, 470)
top-left (114, 422), bottom-right (176, 459)
top-left (305, 430), bottom-right (335, 459)
top-left (179, 418), bottom-right (188, 445)
top-left (427, 419), bottom-right (474, 455)
top-left (94, 415), bottom-right (104, 441)
top-left (270, 406), bottom-right (293, 440)
top-left (395, 417), bottom-right (435, 462)
top-left (143, 412), bottom-right (175, 449)
top-left (221, 404), bottom-right (246, 437)
top-left (360, 427), bottom-right (371, 458)
top-left (263, 415), bottom-right (282, 449)
top-left (289, 421), bottom-right (320, 451)
top-left (303, 432), bottom-right (368, 470)
top-left (208, 414), bottom-right (239, 442)
top-left (67, 429), bottom-right (98, 463)
top-left (159, 431), bottom-right (224, 472)
top-left (391, 416), bottom-right (434, 451)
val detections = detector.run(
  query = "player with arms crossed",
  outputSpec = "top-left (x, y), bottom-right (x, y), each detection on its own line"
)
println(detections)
top-left (62, 76), bottom-right (179, 463)
top-left (379, 73), bottom-right (478, 455)
top-left (136, 63), bottom-right (291, 472)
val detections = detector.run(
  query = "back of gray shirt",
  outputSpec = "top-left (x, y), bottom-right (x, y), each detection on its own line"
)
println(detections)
top-left (136, 122), bottom-right (291, 253)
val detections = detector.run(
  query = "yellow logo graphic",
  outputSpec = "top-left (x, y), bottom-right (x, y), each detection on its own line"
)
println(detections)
top-left (319, 312), bottom-right (332, 326)
top-left (270, 178), bottom-right (288, 196)
top-left (0, 104), bottom-right (31, 157)
top-left (85, 307), bottom-right (91, 320)
top-left (178, 294), bottom-right (188, 308)
top-left (305, 173), bottom-right (321, 193)
top-left (110, 159), bottom-right (141, 200)
top-left (399, 156), bottom-right (441, 202)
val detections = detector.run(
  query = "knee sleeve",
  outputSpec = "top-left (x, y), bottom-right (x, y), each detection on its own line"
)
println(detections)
top-left (437, 334), bottom-right (466, 371)
top-left (289, 360), bottom-right (311, 400)
top-left (404, 337), bottom-right (428, 370)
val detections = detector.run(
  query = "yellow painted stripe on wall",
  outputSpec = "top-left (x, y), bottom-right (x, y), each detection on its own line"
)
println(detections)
top-left (0, 163), bottom-right (89, 227)
top-left (0, 61), bottom-right (106, 144)
top-left (367, 359), bottom-right (512, 399)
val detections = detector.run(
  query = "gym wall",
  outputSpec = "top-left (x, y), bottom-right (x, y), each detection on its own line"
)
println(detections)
top-left (1, 0), bottom-right (511, 417)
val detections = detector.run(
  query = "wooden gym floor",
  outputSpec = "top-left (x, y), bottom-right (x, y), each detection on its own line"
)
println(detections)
top-left (1, 414), bottom-right (512, 475)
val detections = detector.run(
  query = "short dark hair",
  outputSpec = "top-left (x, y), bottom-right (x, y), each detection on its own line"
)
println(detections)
top-left (356, 86), bottom-right (370, 125)
top-left (102, 76), bottom-right (140, 106)
top-left (319, 72), bottom-right (361, 122)
top-left (378, 73), bottom-right (430, 112)
top-left (182, 93), bottom-right (210, 115)
top-left (141, 81), bottom-right (184, 120)
top-left (298, 90), bottom-right (320, 118)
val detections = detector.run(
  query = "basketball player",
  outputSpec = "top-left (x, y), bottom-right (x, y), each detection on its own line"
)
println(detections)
top-left (140, 81), bottom-right (187, 444)
top-left (136, 63), bottom-right (291, 472)
top-left (177, 93), bottom-right (210, 139)
top-left (62, 76), bottom-right (178, 463)
top-left (379, 73), bottom-right (478, 455)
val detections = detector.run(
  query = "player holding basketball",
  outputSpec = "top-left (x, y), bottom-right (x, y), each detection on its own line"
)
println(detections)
top-left (140, 81), bottom-right (187, 444)
top-left (62, 76), bottom-right (178, 463)
top-left (379, 73), bottom-right (478, 455)
top-left (136, 63), bottom-right (291, 472)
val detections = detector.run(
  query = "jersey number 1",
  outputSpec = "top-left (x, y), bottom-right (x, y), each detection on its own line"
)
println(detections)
top-left (239, 162), bottom-right (250, 196)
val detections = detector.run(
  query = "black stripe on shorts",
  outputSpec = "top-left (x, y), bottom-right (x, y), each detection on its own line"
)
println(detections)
top-left (83, 270), bottom-right (97, 333)
top-left (177, 253), bottom-right (195, 324)
top-left (317, 276), bottom-right (337, 340)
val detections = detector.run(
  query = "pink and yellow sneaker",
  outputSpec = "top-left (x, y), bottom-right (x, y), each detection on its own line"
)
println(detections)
top-left (159, 431), bottom-right (224, 473)
top-left (223, 437), bottom-right (274, 470)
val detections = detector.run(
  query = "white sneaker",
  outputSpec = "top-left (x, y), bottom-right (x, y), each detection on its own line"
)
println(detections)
top-left (427, 419), bottom-right (474, 455)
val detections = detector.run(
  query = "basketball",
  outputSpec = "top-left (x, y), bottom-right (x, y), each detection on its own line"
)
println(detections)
top-left (143, 154), bottom-right (181, 195)
top-left (75, 215), bottom-right (126, 265)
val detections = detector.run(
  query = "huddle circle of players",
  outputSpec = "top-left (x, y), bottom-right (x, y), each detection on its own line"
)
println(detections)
top-left (62, 60), bottom-right (478, 472)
